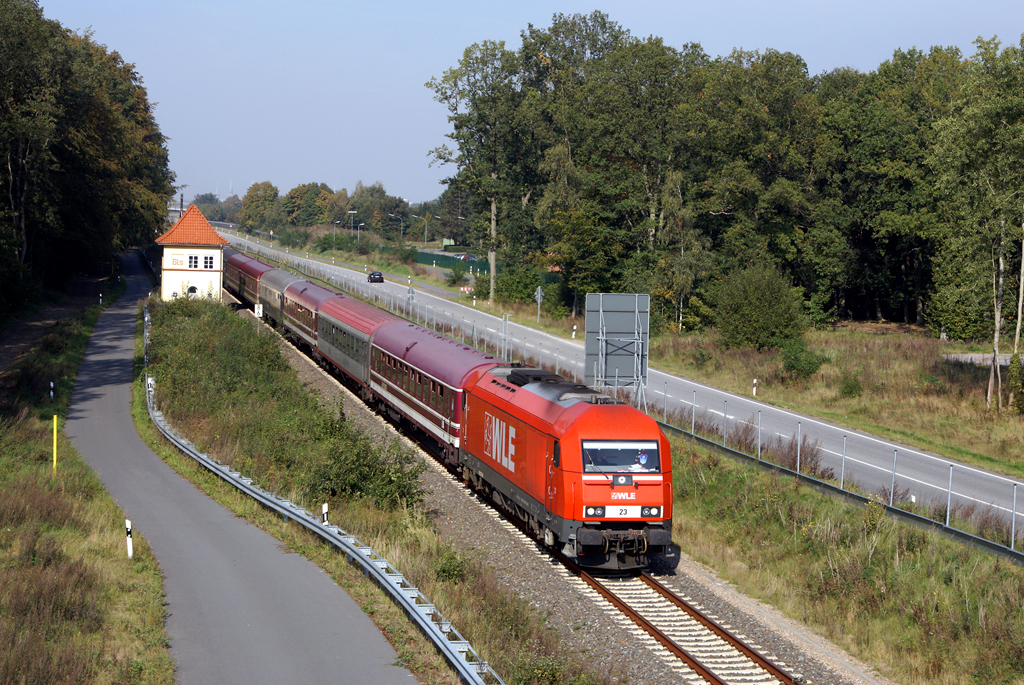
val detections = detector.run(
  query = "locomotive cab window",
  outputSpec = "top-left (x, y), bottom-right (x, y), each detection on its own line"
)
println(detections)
top-left (582, 440), bottom-right (660, 473)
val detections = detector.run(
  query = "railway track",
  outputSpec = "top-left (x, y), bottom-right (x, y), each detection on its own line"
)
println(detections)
top-left (572, 567), bottom-right (798, 684)
top-left (429, 470), bottom-right (799, 684)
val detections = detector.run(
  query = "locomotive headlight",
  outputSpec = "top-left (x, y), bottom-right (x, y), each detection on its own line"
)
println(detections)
top-left (586, 507), bottom-right (596, 516)
top-left (586, 506), bottom-right (605, 517)
top-left (650, 507), bottom-right (660, 517)
top-left (642, 506), bottom-right (660, 517)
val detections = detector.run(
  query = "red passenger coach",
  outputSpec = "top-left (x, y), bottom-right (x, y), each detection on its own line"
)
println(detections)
top-left (461, 366), bottom-right (672, 571)
top-left (369, 322), bottom-right (507, 457)
top-left (282, 282), bottom-right (338, 349)
top-left (224, 252), bottom-right (273, 305)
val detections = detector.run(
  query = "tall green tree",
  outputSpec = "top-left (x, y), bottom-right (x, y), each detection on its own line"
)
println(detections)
top-left (241, 181), bottom-right (279, 231)
top-left (932, 37), bottom-right (1024, 408)
top-left (1, 0), bottom-right (173, 299)
top-left (427, 40), bottom-right (523, 304)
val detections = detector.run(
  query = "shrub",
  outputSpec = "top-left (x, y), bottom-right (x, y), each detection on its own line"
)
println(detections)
top-left (432, 550), bottom-right (467, 584)
top-left (1009, 352), bottom-right (1022, 414)
top-left (779, 338), bottom-right (827, 380)
top-left (716, 262), bottom-right (805, 350)
top-left (494, 264), bottom-right (541, 304)
top-left (838, 368), bottom-right (863, 398)
top-left (446, 262), bottom-right (468, 287)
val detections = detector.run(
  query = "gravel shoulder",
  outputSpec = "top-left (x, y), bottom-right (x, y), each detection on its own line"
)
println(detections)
top-left (243, 298), bottom-right (900, 685)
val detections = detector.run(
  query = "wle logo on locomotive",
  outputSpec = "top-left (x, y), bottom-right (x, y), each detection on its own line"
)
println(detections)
top-left (483, 412), bottom-right (517, 473)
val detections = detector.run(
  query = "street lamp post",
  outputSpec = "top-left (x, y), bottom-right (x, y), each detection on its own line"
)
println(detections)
top-left (412, 214), bottom-right (427, 247)
top-left (333, 220), bottom-right (340, 252)
top-left (358, 223), bottom-right (364, 243)
top-left (348, 210), bottom-right (357, 243)
top-left (389, 213), bottom-right (404, 241)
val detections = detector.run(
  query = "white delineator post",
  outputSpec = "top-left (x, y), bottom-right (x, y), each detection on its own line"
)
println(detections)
top-left (126, 519), bottom-right (133, 559)
top-left (322, 503), bottom-right (329, 526)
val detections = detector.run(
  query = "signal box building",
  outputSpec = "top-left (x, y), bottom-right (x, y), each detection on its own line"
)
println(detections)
top-left (155, 204), bottom-right (229, 301)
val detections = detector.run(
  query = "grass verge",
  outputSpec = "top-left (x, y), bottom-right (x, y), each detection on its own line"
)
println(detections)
top-left (0, 276), bottom-right (173, 685)
top-left (672, 437), bottom-right (1024, 684)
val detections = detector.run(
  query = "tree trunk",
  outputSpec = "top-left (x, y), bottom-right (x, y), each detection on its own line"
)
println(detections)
top-left (487, 184), bottom-right (497, 307)
top-left (987, 226), bottom-right (1005, 410)
top-left (1015, 217), bottom-right (1024, 355)
top-left (1011, 219), bottom-right (1024, 411)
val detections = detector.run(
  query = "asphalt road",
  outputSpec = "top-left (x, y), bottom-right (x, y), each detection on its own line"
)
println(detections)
top-left (227, 233), bottom-right (1024, 539)
top-left (66, 253), bottom-right (415, 685)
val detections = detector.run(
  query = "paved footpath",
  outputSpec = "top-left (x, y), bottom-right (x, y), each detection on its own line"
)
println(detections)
top-left (66, 253), bottom-right (415, 685)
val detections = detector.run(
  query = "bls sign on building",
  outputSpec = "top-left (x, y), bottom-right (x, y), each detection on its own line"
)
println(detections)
top-left (155, 204), bottom-right (229, 301)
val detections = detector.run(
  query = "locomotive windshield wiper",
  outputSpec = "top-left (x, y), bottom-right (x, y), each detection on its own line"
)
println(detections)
top-left (583, 448), bottom-right (612, 482)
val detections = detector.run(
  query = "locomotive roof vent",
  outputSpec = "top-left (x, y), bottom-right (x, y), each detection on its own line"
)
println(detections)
top-left (558, 391), bottom-right (619, 405)
top-left (507, 368), bottom-right (564, 387)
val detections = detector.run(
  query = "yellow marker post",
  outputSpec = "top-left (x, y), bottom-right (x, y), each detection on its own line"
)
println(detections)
top-left (53, 415), bottom-right (57, 474)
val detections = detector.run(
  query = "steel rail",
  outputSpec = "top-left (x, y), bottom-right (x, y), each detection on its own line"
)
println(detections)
top-left (639, 572), bottom-right (796, 684)
top-left (557, 555), bottom-right (727, 685)
top-left (142, 308), bottom-right (503, 685)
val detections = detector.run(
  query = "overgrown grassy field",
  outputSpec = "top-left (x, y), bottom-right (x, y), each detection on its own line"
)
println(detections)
top-left (652, 327), bottom-right (1024, 480)
top-left (141, 297), bottom-right (603, 685)
top-left (672, 439), bottom-right (1024, 684)
top-left (0, 282), bottom-right (174, 685)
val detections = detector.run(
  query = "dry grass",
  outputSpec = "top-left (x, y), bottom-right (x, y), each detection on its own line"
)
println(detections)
top-left (651, 327), bottom-right (1024, 479)
top-left (672, 439), bottom-right (1024, 684)
top-left (0, 294), bottom-right (172, 685)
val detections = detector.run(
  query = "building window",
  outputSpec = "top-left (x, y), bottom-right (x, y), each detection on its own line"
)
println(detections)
top-left (204, 255), bottom-right (214, 269)
top-left (188, 255), bottom-right (198, 269)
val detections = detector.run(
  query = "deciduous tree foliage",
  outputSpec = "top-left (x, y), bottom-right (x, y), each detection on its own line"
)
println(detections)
top-left (0, 0), bottom-right (174, 307)
top-left (427, 12), bottom-right (1022, 357)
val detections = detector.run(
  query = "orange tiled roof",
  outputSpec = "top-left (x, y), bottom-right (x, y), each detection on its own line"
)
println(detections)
top-left (156, 205), bottom-right (229, 246)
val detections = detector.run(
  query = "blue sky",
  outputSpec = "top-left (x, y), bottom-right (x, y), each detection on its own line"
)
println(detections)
top-left (39, 0), bottom-right (1022, 206)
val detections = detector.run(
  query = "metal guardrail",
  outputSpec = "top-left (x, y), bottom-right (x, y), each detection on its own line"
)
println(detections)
top-left (658, 419), bottom-right (1024, 566)
top-left (142, 307), bottom-right (503, 685)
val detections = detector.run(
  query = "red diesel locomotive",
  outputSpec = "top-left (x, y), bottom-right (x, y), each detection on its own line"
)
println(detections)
top-left (223, 249), bottom-right (673, 570)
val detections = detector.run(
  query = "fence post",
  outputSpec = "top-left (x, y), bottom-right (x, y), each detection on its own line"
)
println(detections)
top-left (889, 450), bottom-right (898, 506)
top-left (722, 400), bottom-right (727, 448)
top-left (946, 464), bottom-right (953, 528)
top-left (840, 435), bottom-right (847, 490)
top-left (1012, 482), bottom-right (1018, 552)
top-left (797, 421), bottom-right (801, 474)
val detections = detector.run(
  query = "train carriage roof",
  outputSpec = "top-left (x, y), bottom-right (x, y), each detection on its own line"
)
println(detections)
top-left (320, 296), bottom-right (398, 336)
top-left (227, 253), bottom-right (274, 279)
top-left (261, 269), bottom-right (305, 293)
top-left (372, 321), bottom-right (506, 388)
top-left (284, 280), bottom-right (339, 311)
